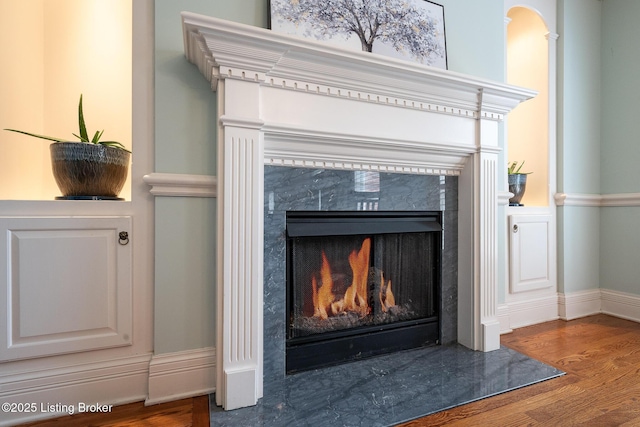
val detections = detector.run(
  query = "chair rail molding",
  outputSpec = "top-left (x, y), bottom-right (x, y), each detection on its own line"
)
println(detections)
top-left (143, 173), bottom-right (218, 197)
top-left (555, 192), bottom-right (640, 207)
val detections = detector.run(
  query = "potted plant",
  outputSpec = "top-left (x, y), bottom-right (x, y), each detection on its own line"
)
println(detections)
top-left (507, 161), bottom-right (531, 206)
top-left (4, 95), bottom-right (130, 200)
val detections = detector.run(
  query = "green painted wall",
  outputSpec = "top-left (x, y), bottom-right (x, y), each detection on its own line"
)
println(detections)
top-left (599, 0), bottom-right (640, 296)
top-left (557, 0), bottom-right (640, 298)
top-left (601, 0), bottom-right (640, 194)
top-left (153, 0), bottom-right (266, 354)
top-left (556, 0), bottom-right (602, 294)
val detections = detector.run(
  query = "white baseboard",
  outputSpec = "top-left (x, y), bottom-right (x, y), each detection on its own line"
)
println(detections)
top-left (0, 353), bottom-right (151, 427)
top-left (497, 304), bottom-right (513, 334)
top-left (500, 290), bottom-right (640, 335)
top-left (146, 347), bottom-right (216, 406)
top-left (503, 295), bottom-right (560, 330)
top-left (558, 289), bottom-right (602, 320)
top-left (601, 289), bottom-right (640, 323)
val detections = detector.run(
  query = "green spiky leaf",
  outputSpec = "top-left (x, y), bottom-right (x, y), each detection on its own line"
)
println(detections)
top-left (78, 94), bottom-right (89, 142)
top-left (3, 129), bottom-right (63, 142)
top-left (508, 161), bottom-right (532, 174)
top-left (5, 94), bottom-right (129, 152)
top-left (100, 141), bottom-right (130, 151)
top-left (92, 130), bottom-right (103, 144)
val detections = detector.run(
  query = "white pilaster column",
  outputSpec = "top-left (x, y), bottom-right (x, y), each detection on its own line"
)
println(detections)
top-left (477, 148), bottom-right (501, 351)
top-left (215, 76), bottom-right (264, 410)
top-left (474, 92), bottom-right (502, 352)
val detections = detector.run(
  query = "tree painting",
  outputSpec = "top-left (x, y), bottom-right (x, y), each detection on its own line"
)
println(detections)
top-left (271, 0), bottom-right (446, 67)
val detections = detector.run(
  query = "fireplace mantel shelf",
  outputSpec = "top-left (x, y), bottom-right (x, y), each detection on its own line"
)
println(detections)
top-left (181, 12), bottom-right (535, 412)
top-left (183, 12), bottom-right (535, 122)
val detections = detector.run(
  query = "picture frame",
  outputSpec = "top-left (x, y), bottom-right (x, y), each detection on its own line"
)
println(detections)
top-left (269, 0), bottom-right (447, 69)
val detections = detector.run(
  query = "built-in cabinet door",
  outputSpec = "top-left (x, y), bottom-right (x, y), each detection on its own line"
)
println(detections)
top-left (0, 216), bottom-right (132, 361)
top-left (509, 214), bottom-right (554, 293)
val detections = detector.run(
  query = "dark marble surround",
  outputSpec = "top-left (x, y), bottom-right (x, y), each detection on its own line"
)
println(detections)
top-left (263, 167), bottom-right (459, 386)
top-left (209, 166), bottom-right (564, 426)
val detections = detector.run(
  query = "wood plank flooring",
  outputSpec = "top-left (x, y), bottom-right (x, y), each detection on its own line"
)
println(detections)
top-left (400, 314), bottom-right (640, 426)
top-left (17, 314), bottom-right (640, 426)
top-left (18, 396), bottom-right (209, 427)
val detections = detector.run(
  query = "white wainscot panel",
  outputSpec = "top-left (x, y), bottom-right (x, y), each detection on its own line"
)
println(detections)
top-left (0, 216), bottom-right (132, 361)
top-left (509, 214), bottom-right (553, 293)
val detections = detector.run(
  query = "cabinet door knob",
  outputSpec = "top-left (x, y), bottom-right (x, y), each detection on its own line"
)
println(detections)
top-left (513, 224), bottom-right (519, 233)
top-left (119, 231), bottom-right (130, 245)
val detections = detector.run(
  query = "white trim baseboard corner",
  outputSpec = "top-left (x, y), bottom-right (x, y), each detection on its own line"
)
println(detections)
top-left (146, 347), bottom-right (216, 406)
top-left (558, 290), bottom-right (602, 320)
top-left (143, 173), bottom-right (217, 198)
top-left (497, 304), bottom-right (513, 334)
top-left (503, 295), bottom-right (560, 329)
top-left (601, 289), bottom-right (640, 323)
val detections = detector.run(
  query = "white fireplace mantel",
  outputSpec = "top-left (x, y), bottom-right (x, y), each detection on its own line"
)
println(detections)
top-left (181, 12), bottom-right (535, 411)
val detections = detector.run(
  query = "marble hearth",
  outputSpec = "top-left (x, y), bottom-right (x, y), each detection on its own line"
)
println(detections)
top-left (181, 13), bottom-right (535, 410)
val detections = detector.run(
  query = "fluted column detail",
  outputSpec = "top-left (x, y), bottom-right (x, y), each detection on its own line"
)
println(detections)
top-left (216, 78), bottom-right (264, 410)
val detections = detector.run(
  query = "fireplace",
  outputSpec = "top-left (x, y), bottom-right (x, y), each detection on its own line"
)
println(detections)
top-left (285, 211), bottom-right (442, 372)
top-left (182, 12), bottom-right (534, 410)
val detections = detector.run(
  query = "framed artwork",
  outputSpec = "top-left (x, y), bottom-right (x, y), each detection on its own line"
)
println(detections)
top-left (269, 0), bottom-right (447, 69)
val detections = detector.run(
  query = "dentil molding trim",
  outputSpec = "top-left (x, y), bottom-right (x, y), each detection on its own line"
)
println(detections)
top-left (181, 12), bottom-right (535, 122)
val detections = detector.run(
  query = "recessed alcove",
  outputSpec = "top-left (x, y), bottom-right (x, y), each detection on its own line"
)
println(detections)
top-left (506, 6), bottom-right (550, 207)
top-left (0, 0), bottom-right (132, 201)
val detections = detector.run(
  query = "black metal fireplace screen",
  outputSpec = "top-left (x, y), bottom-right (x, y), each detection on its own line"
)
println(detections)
top-left (285, 211), bottom-right (442, 373)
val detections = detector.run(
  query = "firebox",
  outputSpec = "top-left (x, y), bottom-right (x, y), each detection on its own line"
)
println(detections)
top-left (285, 211), bottom-right (442, 373)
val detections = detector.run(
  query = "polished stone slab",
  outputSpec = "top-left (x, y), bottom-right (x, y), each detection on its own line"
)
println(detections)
top-left (263, 166), bottom-right (460, 388)
top-left (210, 344), bottom-right (564, 427)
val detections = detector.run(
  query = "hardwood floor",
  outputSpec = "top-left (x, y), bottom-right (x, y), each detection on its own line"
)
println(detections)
top-left (400, 314), bottom-right (640, 426)
top-left (17, 314), bottom-right (640, 426)
top-left (18, 396), bottom-right (210, 427)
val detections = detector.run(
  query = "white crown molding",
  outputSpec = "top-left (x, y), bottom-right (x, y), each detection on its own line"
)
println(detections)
top-left (143, 173), bottom-right (217, 197)
top-left (181, 12), bottom-right (536, 122)
top-left (146, 347), bottom-right (216, 406)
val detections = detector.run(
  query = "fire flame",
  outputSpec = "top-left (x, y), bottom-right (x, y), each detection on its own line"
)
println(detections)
top-left (312, 237), bottom-right (395, 319)
top-left (312, 252), bottom-right (336, 320)
top-left (379, 271), bottom-right (395, 312)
